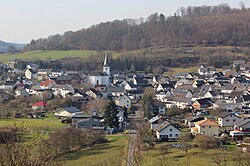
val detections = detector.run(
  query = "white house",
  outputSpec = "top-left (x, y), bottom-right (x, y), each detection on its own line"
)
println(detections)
top-left (191, 118), bottom-right (219, 137)
top-left (217, 112), bottom-right (241, 127)
top-left (52, 85), bottom-right (75, 98)
top-left (115, 94), bottom-right (131, 108)
top-left (54, 107), bottom-right (81, 118)
top-left (25, 69), bottom-right (37, 80)
top-left (155, 121), bottom-right (181, 141)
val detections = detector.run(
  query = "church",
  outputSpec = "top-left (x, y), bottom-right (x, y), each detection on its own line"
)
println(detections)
top-left (88, 54), bottom-right (110, 87)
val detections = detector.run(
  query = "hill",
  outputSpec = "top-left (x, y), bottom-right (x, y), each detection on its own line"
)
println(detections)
top-left (0, 40), bottom-right (25, 53)
top-left (25, 4), bottom-right (250, 51)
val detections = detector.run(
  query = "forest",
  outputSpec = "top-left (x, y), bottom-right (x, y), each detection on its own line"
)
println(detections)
top-left (25, 4), bottom-right (250, 51)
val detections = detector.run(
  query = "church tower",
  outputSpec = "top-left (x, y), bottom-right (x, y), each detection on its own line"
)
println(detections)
top-left (103, 53), bottom-right (110, 76)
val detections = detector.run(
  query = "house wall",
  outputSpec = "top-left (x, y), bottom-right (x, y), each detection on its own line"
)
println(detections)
top-left (55, 111), bottom-right (72, 118)
top-left (192, 102), bottom-right (201, 110)
top-left (156, 125), bottom-right (181, 140)
top-left (115, 95), bottom-right (131, 108)
top-left (218, 115), bottom-right (241, 127)
top-left (196, 124), bottom-right (219, 136)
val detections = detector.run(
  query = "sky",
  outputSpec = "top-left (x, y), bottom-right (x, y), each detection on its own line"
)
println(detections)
top-left (0, 0), bottom-right (247, 43)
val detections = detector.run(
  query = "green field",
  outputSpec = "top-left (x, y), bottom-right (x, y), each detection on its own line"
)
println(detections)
top-left (58, 134), bottom-right (126, 166)
top-left (142, 142), bottom-right (237, 166)
top-left (0, 50), bottom-right (98, 63)
top-left (0, 113), bottom-right (66, 131)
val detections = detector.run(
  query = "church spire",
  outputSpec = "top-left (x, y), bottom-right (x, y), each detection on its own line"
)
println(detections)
top-left (104, 53), bottom-right (109, 67)
top-left (103, 53), bottom-right (110, 76)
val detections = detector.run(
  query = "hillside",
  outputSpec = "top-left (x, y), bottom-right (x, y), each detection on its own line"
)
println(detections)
top-left (25, 4), bottom-right (250, 51)
top-left (0, 40), bottom-right (25, 53)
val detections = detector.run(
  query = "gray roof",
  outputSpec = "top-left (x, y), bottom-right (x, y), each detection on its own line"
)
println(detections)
top-left (62, 107), bottom-right (81, 113)
top-left (90, 71), bottom-right (109, 76)
top-left (235, 119), bottom-right (250, 128)
top-left (105, 86), bottom-right (124, 93)
top-left (57, 74), bottom-right (79, 81)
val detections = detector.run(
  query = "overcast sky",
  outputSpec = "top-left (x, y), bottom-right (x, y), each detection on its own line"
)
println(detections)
top-left (0, 0), bottom-right (247, 43)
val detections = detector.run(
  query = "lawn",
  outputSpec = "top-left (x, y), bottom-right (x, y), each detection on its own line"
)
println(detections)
top-left (57, 134), bottom-right (126, 166)
top-left (0, 50), bottom-right (98, 63)
top-left (0, 113), bottom-right (66, 131)
top-left (142, 142), bottom-right (237, 166)
top-left (163, 66), bottom-right (198, 75)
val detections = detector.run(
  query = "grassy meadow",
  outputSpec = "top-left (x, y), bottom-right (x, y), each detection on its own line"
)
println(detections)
top-left (141, 142), bottom-right (238, 166)
top-left (0, 113), bottom-right (66, 131)
top-left (58, 134), bottom-right (126, 166)
top-left (0, 50), bottom-right (98, 63)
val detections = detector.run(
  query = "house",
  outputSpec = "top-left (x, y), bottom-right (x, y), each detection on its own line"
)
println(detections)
top-left (198, 65), bottom-right (216, 76)
top-left (51, 69), bottom-right (64, 77)
top-left (25, 69), bottom-right (37, 80)
top-left (54, 107), bottom-right (81, 118)
top-left (230, 119), bottom-right (250, 140)
top-left (124, 81), bottom-right (137, 92)
top-left (185, 116), bottom-right (205, 128)
top-left (191, 118), bottom-right (219, 137)
top-left (217, 112), bottom-right (241, 127)
top-left (154, 100), bottom-right (166, 115)
top-left (155, 121), bottom-right (181, 141)
top-left (32, 101), bottom-right (47, 110)
top-left (15, 87), bottom-right (29, 98)
top-left (56, 74), bottom-right (82, 85)
top-left (192, 98), bottom-right (213, 111)
top-left (148, 116), bottom-right (166, 131)
top-left (76, 117), bottom-right (102, 129)
top-left (85, 88), bottom-right (102, 99)
top-left (40, 80), bottom-right (55, 89)
top-left (115, 94), bottom-right (131, 108)
top-left (52, 84), bottom-right (75, 98)
top-left (104, 86), bottom-right (125, 99)
top-left (37, 69), bottom-right (52, 76)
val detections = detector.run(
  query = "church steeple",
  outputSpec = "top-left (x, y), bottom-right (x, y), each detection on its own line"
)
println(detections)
top-left (103, 53), bottom-right (110, 76)
top-left (104, 53), bottom-right (108, 67)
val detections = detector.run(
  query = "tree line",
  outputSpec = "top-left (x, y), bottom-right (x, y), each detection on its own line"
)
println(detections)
top-left (25, 4), bottom-right (250, 51)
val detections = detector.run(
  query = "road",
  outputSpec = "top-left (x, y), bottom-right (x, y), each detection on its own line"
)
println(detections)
top-left (126, 106), bottom-right (143, 166)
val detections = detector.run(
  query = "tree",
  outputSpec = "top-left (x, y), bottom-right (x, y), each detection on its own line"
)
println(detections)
top-left (180, 133), bottom-right (193, 155)
top-left (7, 45), bottom-right (16, 54)
top-left (142, 87), bottom-right (154, 119)
top-left (194, 135), bottom-right (218, 152)
top-left (103, 101), bottom-right (119, 129)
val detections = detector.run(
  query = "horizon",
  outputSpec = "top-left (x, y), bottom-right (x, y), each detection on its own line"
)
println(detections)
top-left (0, 0), bottom-right (247, 44)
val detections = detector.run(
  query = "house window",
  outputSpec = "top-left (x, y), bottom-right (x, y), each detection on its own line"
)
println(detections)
top-left (209, 126), bottom-right (211, 128)
top-left (170, 134), bottom-right (172, 137)
top-left (226, 120), bottom-right (229, 122)
top-left (175, 134), bottom-right (178, 137)
top-left (233, 119), bottom-right (236, 122)
top-left (202, 126), bottom-right (205, 128)
top-left (170, 128), bottom-right (173, 132)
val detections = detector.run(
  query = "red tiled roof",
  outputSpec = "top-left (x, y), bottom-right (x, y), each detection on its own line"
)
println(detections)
top-left (32, 101), bottom-right (47, 107)
top-left (195, 119), bottom-right (219, 126)
top-left (40, 80), bottom-right (54, 87)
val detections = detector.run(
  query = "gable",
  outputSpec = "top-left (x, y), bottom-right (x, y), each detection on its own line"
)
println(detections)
top-left (158, 125), bottom-right (180, 134)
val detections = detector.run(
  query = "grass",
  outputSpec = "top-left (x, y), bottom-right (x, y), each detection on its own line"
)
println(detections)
top-left (0, 113), bottom-right (66, 131)
top-left (57, 134), bottom-right (126, 166)
top-left (0, 50), bottom-right (98, 63)
top-left (142, 142), bottom-right (237, 166)
top-left (163, 66), bottom-right (198, 75)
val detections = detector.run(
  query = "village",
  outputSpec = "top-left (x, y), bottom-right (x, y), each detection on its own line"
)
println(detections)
top-left (0, 54), bottom-right (250, 155)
